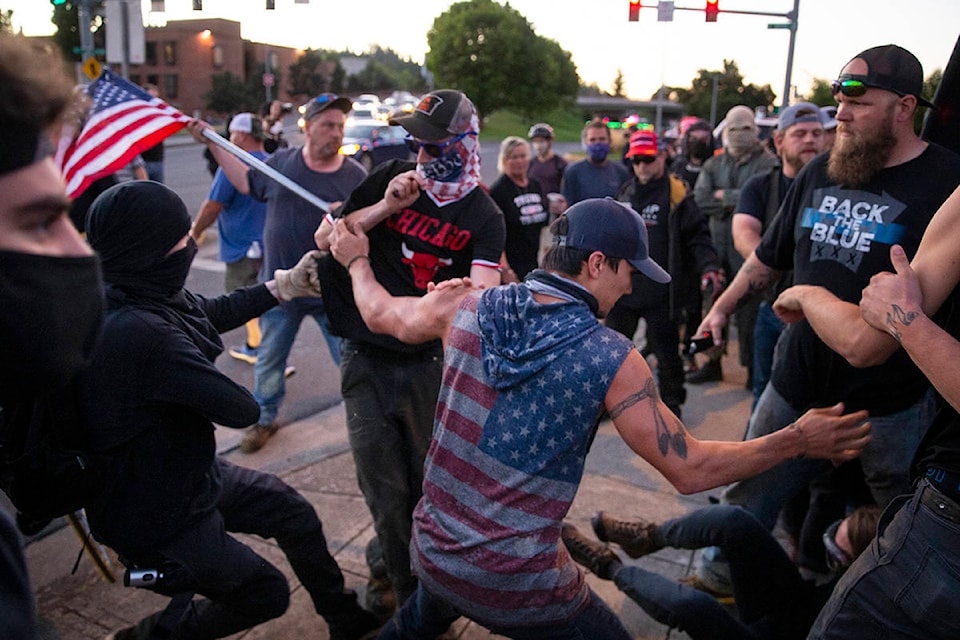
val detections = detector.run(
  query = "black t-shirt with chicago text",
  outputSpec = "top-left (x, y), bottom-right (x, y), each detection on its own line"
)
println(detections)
top-left (756, 144), bottom-right (960, 414)
top-left (320, 159), bottom-right (505, 352)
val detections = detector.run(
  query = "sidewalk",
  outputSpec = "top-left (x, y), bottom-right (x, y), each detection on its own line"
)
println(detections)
top-left (26, 353), bottom-right (753, 640)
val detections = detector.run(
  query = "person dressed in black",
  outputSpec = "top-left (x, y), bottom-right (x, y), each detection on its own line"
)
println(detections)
top-left (612, 130), bottom-right (722, 418)
top-left (78, 181), bottom-right (380, 640)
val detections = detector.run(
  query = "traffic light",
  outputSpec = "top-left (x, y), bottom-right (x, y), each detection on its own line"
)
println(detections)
top-left (266, 0), bottom-right (275, 8)
top-left (628, 1), bottom-right (641, 22)
top-left (192, 0), bottom-right (202, 10)
top-left (705, 0), bottom-right (719, 22)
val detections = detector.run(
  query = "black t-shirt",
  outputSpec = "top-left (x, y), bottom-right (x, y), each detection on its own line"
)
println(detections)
top-left (757, 144), bottom-right (960, 414)
top-left (320, 160), bottom-right (505, 352)
top-left (489, 174), bottom-right (547, 280)
top-left (913, 289), bottom-right (960, 479)
top-left (737, 167), bottom-right (794, 300)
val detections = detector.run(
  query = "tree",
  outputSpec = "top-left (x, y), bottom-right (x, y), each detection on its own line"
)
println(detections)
top-left (668, 60), bottom-right (776, 124)
top-left (288, 48), bottom-right (344, 97)
top-left (612, 69), bottom-right (626, 98)
top-left (804, 78), bottom-right (835, 107)
top-left (1, 8), bottom-right (13, 33)
top-left (205, 72), bottom-right (260, 114)
top-left (426, 0), bottom-right (579, 120)
top-left (51, 2), bottom-right (106, 63)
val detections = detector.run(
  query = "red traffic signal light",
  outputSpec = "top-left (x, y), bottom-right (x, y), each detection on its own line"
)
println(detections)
top-left (629, 1), bottom-right (641, 22)
top-left (705, 0), bottom-right (719, 22)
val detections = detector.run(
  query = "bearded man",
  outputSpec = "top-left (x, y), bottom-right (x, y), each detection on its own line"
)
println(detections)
top-left (691, 44), bottom-right (960, 596)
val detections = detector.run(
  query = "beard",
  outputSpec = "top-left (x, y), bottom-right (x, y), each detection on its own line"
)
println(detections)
top-left (827, 106), bottom-right (897, 188)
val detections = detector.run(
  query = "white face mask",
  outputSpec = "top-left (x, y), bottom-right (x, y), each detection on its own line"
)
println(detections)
top-left (532, 140), bottom-right (549, 156)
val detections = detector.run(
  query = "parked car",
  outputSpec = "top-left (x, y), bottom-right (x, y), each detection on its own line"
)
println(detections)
top-left (339, 119), bottom-right (413, 171)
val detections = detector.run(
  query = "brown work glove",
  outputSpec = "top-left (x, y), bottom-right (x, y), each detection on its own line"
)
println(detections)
top-left (274, 250), bottom-right (323, 301)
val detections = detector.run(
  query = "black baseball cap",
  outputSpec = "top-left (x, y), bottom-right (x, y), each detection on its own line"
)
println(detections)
top-left (389, 90), bottom-right (476, 141)
top-left (838, 44), bottom-right (933, 108)
top-left (555, 198), bottom-right (670, 283)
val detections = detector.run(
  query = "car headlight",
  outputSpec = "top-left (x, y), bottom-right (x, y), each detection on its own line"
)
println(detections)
top-left (297, 116), bottom-right (305, 130)
top-left (339, 143), bottom-right (362, 156)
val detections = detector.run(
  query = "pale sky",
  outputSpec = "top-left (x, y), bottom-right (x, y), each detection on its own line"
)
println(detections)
top-left (8, 0), bottom-right (960, 103)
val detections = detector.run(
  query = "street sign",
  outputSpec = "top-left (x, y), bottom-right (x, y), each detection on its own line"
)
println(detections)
top-left (767, 22), bottom-right (794, 29)
top-left (82, 57), bottom-right (101, 80)
top-left (262, 73), bottom-right (275, 87)
top-left (658, 1), bottom-right (674, 22)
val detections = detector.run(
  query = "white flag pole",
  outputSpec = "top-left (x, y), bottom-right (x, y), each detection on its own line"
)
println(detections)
top-left (202, 128), bottom-right (331, 212)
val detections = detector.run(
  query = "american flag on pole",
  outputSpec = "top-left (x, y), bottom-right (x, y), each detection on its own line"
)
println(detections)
top-left (59, 68), bottom-right (190, 199)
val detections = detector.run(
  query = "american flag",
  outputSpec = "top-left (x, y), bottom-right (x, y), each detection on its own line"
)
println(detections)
top-left (59, 69), bottom-right (190, 199)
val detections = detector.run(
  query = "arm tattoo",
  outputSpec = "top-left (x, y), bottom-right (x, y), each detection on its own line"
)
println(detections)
top-left (885, 304), bottom-right (918, 344)
top-left (610, 379), bottom-right (688, 459)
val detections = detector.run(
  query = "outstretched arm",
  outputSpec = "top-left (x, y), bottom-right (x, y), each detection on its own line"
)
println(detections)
top-left (697, 251), bottom-right (779, 345)
top-left (607, 350), bottom-right (870, 495)
top-left (187, 119), bottom-right (252, 195)
top-left (328, 220), bottom-right (477, 344)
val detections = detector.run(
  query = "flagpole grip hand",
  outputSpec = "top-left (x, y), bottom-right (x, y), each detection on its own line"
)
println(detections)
top-left (186, 119), bottom-right (214, 145)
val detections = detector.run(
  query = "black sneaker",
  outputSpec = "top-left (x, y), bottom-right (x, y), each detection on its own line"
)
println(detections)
top-left (591, 511), bottom-right (662, 559)
top-left (327, 607), bottom-right (383, 640)
top-left (561, 522), bottom-right (621, 580)
top-left (686, 358), bottom-right (722, 384)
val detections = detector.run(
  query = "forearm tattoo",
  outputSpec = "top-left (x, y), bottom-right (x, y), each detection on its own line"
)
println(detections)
top-left (885, 304), bottom-right (918, 343)
top-left (610, 378), bottom-right (688, 459)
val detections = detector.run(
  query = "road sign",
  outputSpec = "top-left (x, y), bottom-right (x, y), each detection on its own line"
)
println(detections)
top-left (82, 57), bottom-right (102, 80)
top-left (262, 73), bottom-right (275, 87)
top-left (768, 22), bottom-right (794, 29)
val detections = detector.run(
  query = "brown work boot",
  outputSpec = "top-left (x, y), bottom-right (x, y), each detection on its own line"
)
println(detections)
top-left (561, 523), bottom-right (621, 580)
top-left (590, 511), bottom-right (662, 559)
top-left (239, 422), bottom-right (278, 454)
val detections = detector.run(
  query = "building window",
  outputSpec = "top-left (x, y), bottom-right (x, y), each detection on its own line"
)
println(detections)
top-left (164, 74), bottom-right (178, 99)
top-left (212, 44), bottom-right (224, 68)
top-left (163, 41), bottom-right (177, 65)
top-left (129, 74), bottom-right (141, 86)
top-left (145, 41), bottom-right (157, 66)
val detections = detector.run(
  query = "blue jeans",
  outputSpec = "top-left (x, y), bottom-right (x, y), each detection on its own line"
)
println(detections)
top-left (751, 302), bottom-right (784, 408)
top-left (698, 384), bottom-right (935, 591)
top-left (253, 302), bottom-right (341, 426)
top-left (615, 505), bottom-right (812, 640)
top-left (144, 159), bottom-right (164, 184)
top-left (808, 480), bottom-right (960, 639)
top-left (377, 583), bottom-right (632, 640)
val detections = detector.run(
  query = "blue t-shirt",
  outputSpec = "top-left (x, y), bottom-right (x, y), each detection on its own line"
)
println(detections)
top-left (561, 159), bottom-right (629, 205)
top-left (208, 150), bottom-right (269, 264)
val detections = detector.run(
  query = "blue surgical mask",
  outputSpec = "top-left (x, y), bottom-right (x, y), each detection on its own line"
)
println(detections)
top-left (585, 142), bottom-right (610, 163)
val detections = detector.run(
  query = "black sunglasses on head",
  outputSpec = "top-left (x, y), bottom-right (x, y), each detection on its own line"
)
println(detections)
top-left (631, 155), bottom-right (657, 165)
top-left (831, 75), bottom-right (905, 99)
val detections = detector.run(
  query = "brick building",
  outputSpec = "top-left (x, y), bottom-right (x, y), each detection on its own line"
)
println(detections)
top-left (127, 18), bottom-right (299, 117)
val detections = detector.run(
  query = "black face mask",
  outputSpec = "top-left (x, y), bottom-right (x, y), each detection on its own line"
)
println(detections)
top-left (688, 139), bottom-right (713, 162)
top-left (0, 251), bottom-right (104, 401)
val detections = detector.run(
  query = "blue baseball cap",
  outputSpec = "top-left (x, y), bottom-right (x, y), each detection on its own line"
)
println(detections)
top-left (556, 198), bottom-right (671, 283)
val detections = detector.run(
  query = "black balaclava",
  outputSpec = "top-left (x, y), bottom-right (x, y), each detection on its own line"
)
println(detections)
top-left (85, 181), bottom-right (222, 362)
top-left (86, 181), bottom-right (196, 296)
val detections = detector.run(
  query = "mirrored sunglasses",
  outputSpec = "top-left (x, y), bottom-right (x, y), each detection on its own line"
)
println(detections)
top-left (831, 75), bottom-right (904, 99)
